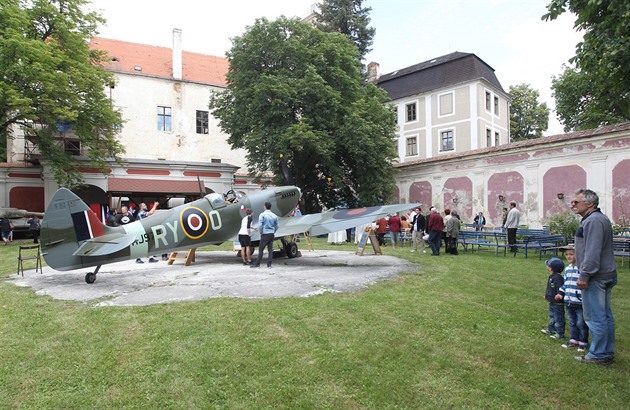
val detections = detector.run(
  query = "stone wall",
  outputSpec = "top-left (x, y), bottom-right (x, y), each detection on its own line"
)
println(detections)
top-left (395, 123), bottom-right (630, 227)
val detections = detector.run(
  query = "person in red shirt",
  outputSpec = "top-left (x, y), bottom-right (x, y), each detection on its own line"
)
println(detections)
top-left (387, 213), bottom-right (401, 249)
top-left (375, 217), bottom-right (388, 246)
top-left (427, 207), bottom-right (445, 255)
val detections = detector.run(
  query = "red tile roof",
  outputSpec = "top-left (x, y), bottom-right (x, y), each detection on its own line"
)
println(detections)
top-left (89, 37), bottom-right (228, 87)
top-left (108, 178), bottom-right (205, 195)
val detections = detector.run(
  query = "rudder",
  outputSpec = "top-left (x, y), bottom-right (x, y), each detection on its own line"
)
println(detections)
top-left (41, 188), bottom-right (108, 271)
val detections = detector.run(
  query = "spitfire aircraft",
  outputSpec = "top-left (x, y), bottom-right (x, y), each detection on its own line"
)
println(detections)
top-left (40, 186), bottom-right (417, 283)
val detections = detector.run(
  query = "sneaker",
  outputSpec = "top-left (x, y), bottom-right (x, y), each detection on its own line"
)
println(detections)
top-left (577, 346), bottom-right (586, 352)
top-left (561, 341), bottom-right (579, 349)
top-left (574, 355), bottom-right (613, 365)
top-left (410, 250), bottom-right (416, 253)
top-left (136, 259), bottom-right (144, 264)
top-left (550, 334), bottom-right (564, 340)
top-left (540, 329), bottom-right (551, 335)
top-left (148, 257), bottom-right (159, 263)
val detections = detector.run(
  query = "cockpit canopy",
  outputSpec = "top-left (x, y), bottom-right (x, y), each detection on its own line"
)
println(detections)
top-left (204, 193), bottom-right (226, 210)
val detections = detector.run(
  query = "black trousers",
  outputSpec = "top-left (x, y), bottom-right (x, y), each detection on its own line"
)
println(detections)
top-left (254, 233), bottom-right (275, 266)
top-left (507, 228), bottom-right (517, 252)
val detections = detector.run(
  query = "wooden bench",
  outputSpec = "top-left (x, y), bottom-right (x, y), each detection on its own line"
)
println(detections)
top-left (510, 234), bottom-right (564, 258)
top-left (516, 228), bottom-right (550, 237)
top-left (613, 239), bottom-right (630, 267)
top-left (458, 231), bottom-right (497, 253)
top-left (534, 235), bottom-right (568, 259)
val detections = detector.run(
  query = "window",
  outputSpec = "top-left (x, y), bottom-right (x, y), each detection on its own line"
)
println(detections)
top-left (495, 131), bottom-right (500, 146)
top-left (440, 130), bottom-right (454, 151)
top-left (157, 106), bottom-right (172, 131)
top-left (196, 110), bottom-right (209, 134)
top-left (64, 139), bottom-right (81, 156)
top-left (485, 91), bottom-right (491, 111)
top-left (406, 137), bottom-right (418, 156)
top-left (486, 129), bottom-right (492, 147)
top-left (494, 96), bottom-right (499, 115)
top-left (394, 106), bottom-right (398, 124)
top-left (406, 102), bottom-right (417, 122)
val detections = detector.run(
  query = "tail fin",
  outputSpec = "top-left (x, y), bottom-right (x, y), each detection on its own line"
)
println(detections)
top-left (41, 188), bottom-right (110, 271)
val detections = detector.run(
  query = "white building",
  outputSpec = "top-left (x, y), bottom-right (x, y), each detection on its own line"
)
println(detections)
top-left (2, 30), bottom-right (263, 215)
top-left (372, 52), bottom-right (510, 163)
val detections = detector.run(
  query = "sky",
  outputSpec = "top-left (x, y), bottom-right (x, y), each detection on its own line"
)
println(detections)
top-left (87, 0), bottom-right (583, 136)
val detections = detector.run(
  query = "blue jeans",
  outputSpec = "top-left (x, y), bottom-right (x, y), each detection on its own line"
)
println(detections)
top-left (547, 302), bottom-right (565, 337)
top-left (582, 276), bottom-right (617, 359)
top-left (428, 231), bottom-right (441, 255)
top-left (566, 303), bottom-right (588, 344)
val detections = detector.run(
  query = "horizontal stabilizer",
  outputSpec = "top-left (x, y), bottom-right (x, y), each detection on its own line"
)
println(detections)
top-left (72, 233), bottom-right (138, 257)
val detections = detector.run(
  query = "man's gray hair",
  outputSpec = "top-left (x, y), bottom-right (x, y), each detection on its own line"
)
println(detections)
top-left (575, 188), bottom-right (599, 207)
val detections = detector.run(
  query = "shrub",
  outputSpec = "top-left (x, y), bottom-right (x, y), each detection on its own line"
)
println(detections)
top-left (546, 211), bottom-right (580, 241)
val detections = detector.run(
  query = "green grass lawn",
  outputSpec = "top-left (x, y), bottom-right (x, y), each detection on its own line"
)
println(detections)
top-left (1, 237), bottom-right (628, 408)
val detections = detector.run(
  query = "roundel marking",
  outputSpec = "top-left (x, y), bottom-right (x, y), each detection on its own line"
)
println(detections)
top-left (332, 207), bottom-right (376, 220)
top-left (180, 206), bottom-right (209, 239)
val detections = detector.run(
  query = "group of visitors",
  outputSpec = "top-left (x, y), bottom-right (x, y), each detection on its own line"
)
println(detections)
top-left (542, 188), bottom-right (617, 365)
top-left (1, 215), bottom-right (41, 245)
top-left (389, 188), bottom-right (618, 365)
top-left (106, 202), bottom-right (165, 263)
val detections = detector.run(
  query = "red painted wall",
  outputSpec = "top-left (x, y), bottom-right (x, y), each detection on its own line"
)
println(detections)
top-left (9, 187), bottom-right (45, 212)
top-left (409, 181), bottom-right (432, 209)
top-left (444, 176), bottom-right (472, 221)
top-left (487, 172), bottom-right (524, 226)
top-left (612, 159), bottom-right (630, 224)
top-left (392, 185), bottom-right (400, 203)
top-left (542, 165), bottom-right (586, 220)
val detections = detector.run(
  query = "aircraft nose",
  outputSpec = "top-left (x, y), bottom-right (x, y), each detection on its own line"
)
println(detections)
top-left (275, 186), bottom-right (301, 216)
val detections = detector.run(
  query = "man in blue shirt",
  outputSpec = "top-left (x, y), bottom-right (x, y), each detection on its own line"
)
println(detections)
top-left (251, 202), bottom-right (279, 268)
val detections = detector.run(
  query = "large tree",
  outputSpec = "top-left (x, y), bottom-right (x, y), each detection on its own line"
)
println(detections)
top-left (509, 83), bottom-right (549, 140)
top-left (209, 17), bottom-right (397, 212)
top-left (0, 0), bottom-right (124, 187)
top-left (543, 0), bottom-right (630, 131)
top-left (314, 0), bottom-right (375, 62)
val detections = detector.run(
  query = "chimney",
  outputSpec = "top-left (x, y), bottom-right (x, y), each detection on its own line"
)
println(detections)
top-left (172, 28), bottom-right (182, 80)
top-left (367, 61), bottom-right (380, 83)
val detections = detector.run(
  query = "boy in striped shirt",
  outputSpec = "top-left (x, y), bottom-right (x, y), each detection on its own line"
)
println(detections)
top-left (555, 246), bottom-right (589, 352)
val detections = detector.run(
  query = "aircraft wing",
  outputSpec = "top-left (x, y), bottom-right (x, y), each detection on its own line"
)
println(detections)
top-left (274, 203), bottom-right (419, 238)
top-left (72, 233), bottom-right (139, 257)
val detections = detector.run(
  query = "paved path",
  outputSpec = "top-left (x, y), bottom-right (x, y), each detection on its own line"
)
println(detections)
top-left (9, 251), bottom-right (418, 306)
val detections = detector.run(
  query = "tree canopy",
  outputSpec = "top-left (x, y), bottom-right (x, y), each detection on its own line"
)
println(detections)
top-left (314, 0), bottom-right (375, 62)
top-left (509, 84), bottom-right (549, 140)
top-left (0, 0), bottom-right (124, 187)
top-left (543, 0), bottom-right (630, 131)
top-left (209, 17), bottom-right (397, 212)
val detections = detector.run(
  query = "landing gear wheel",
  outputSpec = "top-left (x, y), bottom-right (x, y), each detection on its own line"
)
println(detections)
top-left (85, 272), bottom-right (97, 284)
top-left (285, 241), bottom-right (299, 258)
